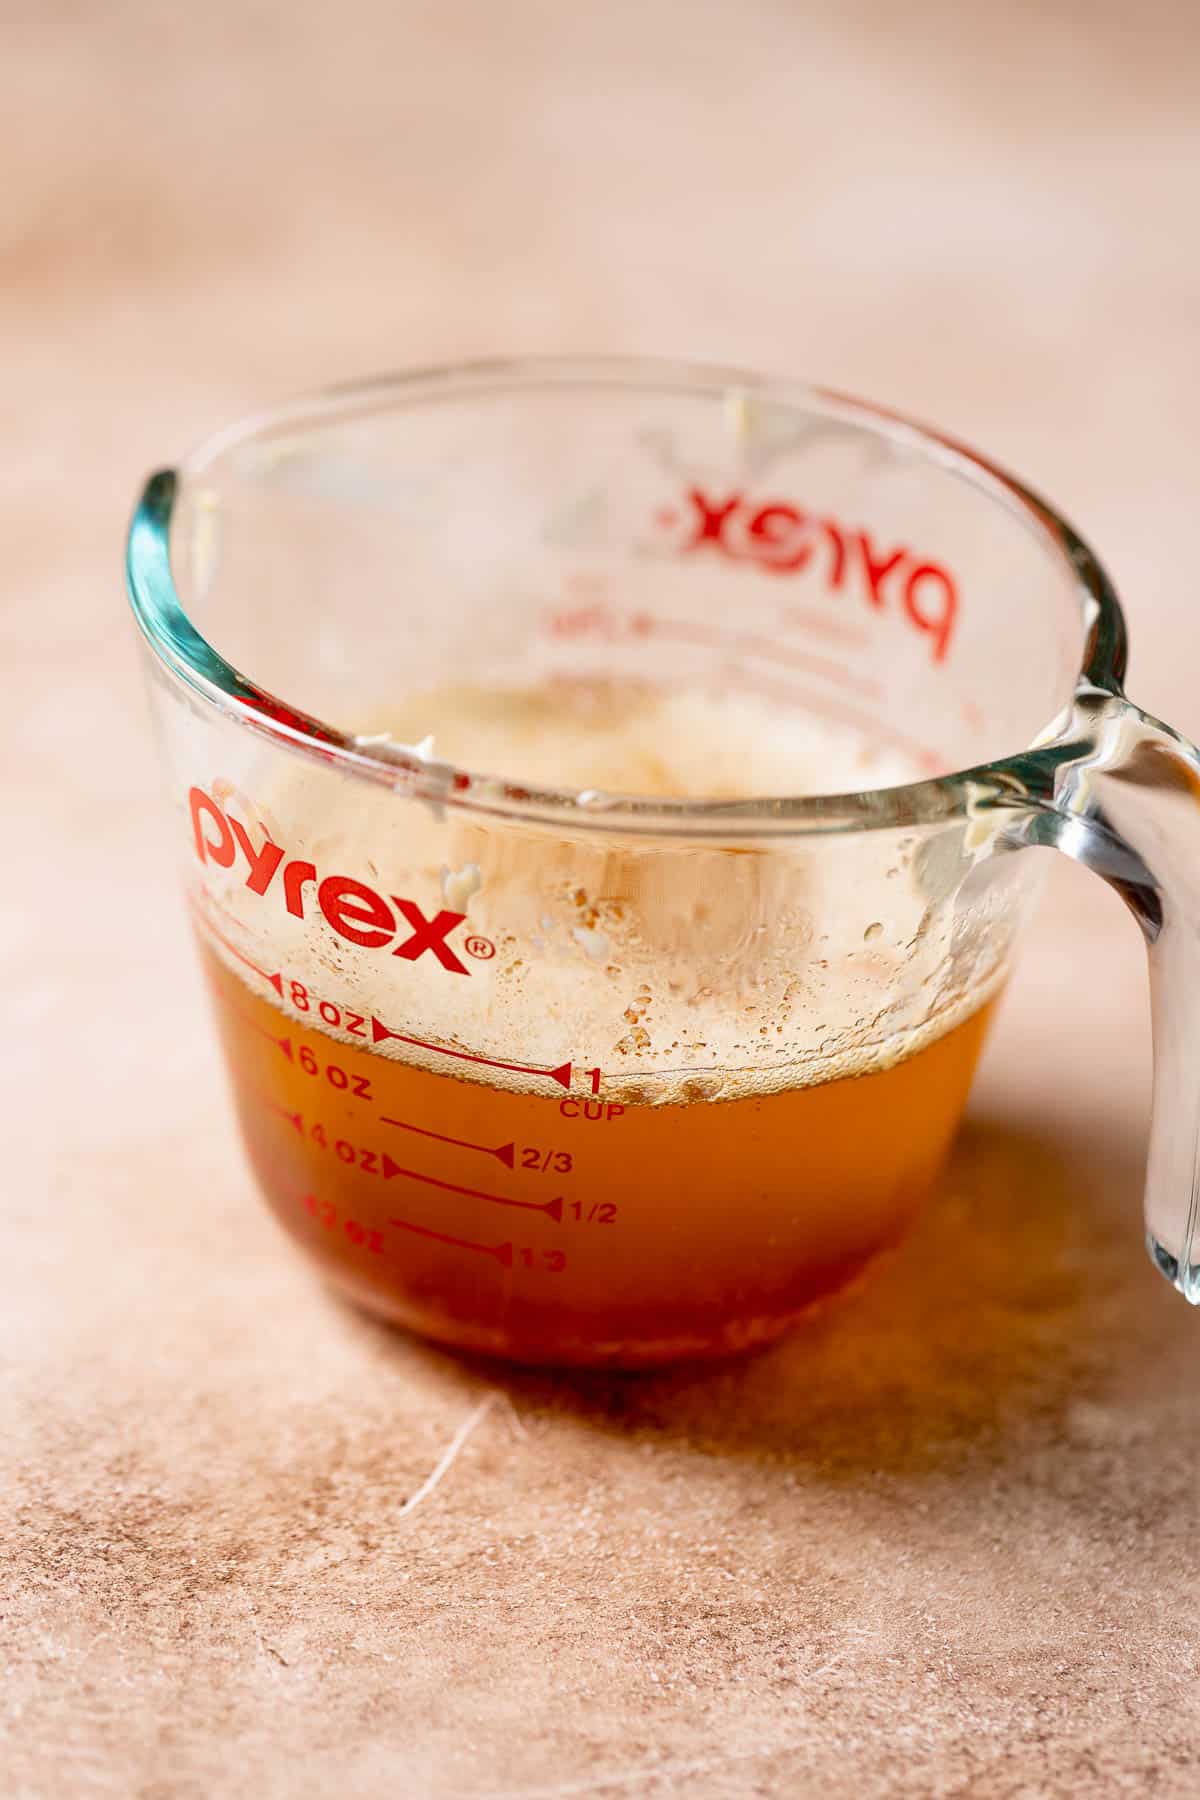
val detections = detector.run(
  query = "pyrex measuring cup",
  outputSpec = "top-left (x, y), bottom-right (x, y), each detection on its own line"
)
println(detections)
top-left (127, 357), bottom-right (1200, 1367)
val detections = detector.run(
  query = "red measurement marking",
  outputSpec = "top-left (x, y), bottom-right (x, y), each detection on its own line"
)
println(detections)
top-left (190, 897), bottom-right (284, 996)
top-left (380, 1115), bottom-right (515, 1167)
top-left (202, 887), bottom-right (256, 929)
top-left (725, 668), bottom-right (942, 775)
top-left (256, 1094), bottom-right (302, 1133)
top-left (390, 1215), bottom-right (513, 1267)
top-left (371, 1016), bottom-right (572, 1089)
top-left (381, 1154), bottom-right (563, 1221)
top-left (780, 604), bottom-right (869, 649)
top-left (628, 614), bottom-right (882, 699)
top-left (222, 997), bottom-right (295, 1060)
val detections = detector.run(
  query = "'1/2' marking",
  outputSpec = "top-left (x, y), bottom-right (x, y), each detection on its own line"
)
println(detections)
top-left (381, 1157), bottom-right (563, 1221)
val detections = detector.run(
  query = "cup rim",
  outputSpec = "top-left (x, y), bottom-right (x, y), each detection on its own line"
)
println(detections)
top-left (125, 353), bottom-right (1128, 839)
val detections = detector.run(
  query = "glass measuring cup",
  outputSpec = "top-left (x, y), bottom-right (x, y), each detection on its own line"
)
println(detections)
top-left (126, 357), bottom-right (1200, 1367)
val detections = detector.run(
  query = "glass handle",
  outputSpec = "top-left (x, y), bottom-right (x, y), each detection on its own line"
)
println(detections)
top-left (1034, 690), bottom-right (1200, 1298)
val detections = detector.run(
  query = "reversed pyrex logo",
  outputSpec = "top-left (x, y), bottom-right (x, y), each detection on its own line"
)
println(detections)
top-left (188, 786), bottom-right (475, 975)
top-left (666, 486), bottom-right (959, 663)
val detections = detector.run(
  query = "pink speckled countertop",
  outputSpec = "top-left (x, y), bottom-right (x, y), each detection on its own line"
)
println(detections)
top-left (4, 3), bottom-right (1200, 1793)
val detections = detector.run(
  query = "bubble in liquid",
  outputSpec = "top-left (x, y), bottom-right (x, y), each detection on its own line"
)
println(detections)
top-left (864, 921), bottom-right (884, 942)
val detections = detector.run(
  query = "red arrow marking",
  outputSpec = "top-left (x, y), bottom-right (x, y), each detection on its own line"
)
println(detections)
top-left (371, 1016), bottom-right (571, 1089)
top-left (191, 899), bottom-right (284, 997)
top-left (389, 1216), bottom-right (513, 1267)
top-left (379, 1115), bottom-right (515, 1167)
top-left (381, 1154), bottom-right (562, 1221)
top-left (224, 1000), bottom-right (294, 1060)
top-left (256, 1094), bottom-right (302, 1133)
top-left (627, 616), bottom-right (883, 700)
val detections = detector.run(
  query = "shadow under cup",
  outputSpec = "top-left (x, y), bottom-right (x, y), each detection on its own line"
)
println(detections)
top-left (126, 359), bottom-right (1200, 1365)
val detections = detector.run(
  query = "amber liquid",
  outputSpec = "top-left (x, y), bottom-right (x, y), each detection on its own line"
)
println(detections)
top-left (202, 942), bottom-right (994, 1367)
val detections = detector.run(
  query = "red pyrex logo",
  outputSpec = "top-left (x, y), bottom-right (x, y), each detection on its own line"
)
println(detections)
top-left (667, 487), bottom-right (959, 662)
top-left (189, 786), bottom-right (476, 975)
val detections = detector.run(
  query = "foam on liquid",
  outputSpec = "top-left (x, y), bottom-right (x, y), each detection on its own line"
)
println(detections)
top-left (368, 678), bottom-right (919, 799)
top-left (200, 680), bottom-right (1004, 1101)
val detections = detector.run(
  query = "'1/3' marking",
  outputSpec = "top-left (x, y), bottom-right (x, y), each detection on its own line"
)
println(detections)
top-left (388, 1217), bottom-right (568, 1274)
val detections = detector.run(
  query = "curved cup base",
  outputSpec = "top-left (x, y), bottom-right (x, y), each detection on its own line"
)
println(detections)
top-left (316, 1253), bottom-right (882, 1371)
